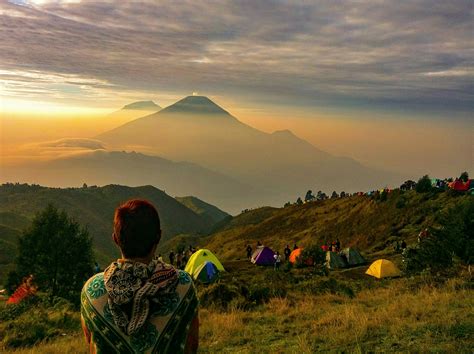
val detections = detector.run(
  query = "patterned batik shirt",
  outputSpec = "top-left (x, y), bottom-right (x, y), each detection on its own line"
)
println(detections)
top-left (81, 260), bottom-right (198, 354)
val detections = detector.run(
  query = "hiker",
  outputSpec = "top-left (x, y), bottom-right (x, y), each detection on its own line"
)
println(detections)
top-left (293, 243), bottom-right (298, 250)
top-left (257, 241), bottom-right (262, 247)
top-left (335, 238), bottom-right (341, 252)
top-left (284, 245), bottom-right (291, 261)
top-left (246, 245), bottom-right (253, 259)
top-left (169, 251), bottom-right (175, 265)
top-left (177, 252), bottom-right (183, 269)
top-left (94, 262), bottom-right (101, 274)
top-left (321, 244), bottom-right (329, 252)
top-left (182, 251), bottom-right (188, 268)
top-left (7, 274), bottom-right (37, 304)
top-left (274, 252), bottom-right (282, 271)
top-left (418, 228), bottom-right (429, 243)
top-left (81, 199), bottom-right (199, 353)
top-left (401, 240), bottom-right (407, 250)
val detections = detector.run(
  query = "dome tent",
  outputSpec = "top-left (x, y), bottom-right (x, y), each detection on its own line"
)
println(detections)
top-left (366, 259), bottom-right (401, 279)
top-left (341, 248), bottom-right (366, 266)
top-left (326, 251), bottom-right (347, 270)
top-left (251, 246), bottom-right (275, 266)
top-left (192, 261), bottom-right (220, 284)
top-left (185, 249), bottom-right (225, 275)
top-left (289, 248), bottom-right (314, 266)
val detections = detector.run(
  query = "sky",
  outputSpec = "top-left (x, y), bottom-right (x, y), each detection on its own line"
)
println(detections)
top-left (0, 0), bottom-right (473, 177)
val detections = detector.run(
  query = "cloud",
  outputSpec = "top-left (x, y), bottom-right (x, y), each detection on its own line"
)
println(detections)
top-left (0, 0), bottom-right (472, 112)
top-left (37, 138), bottom-right (105, 150)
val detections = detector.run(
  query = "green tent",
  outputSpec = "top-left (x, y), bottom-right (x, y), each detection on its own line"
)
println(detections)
top-left (326, 252), bottom-right (347, 270)
top-left (341, 248), bottom-right (366, 266)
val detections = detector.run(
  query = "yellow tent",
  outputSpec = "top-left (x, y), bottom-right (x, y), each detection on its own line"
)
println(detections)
top-left (366, 259), bottom-right (401, 279)
top-left (185, 249), bottom-right (225, 274)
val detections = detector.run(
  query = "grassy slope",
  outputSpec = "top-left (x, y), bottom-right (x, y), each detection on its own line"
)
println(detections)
top-left (176, 196), bottom-right (231, 224)
top-left (203, 190), bottom-right (471, 261)
top-left (0, 184), bottom-right (217, 282)
top-left (3, 265), bottom-right (472, 353)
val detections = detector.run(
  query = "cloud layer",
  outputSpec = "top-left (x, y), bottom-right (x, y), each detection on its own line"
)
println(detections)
top-left (1, 0), bottom-right (473, 112)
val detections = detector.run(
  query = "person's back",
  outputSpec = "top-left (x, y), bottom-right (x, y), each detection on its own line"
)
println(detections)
top-left (81, 199), bottom-right (198, 353)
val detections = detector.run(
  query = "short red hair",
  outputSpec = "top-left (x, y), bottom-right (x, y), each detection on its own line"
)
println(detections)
top-left (113, 199), bottom-right (161, 258)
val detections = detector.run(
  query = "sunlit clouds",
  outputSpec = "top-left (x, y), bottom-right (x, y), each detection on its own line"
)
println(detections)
top-left (1, 0), bottom-right (472, 112)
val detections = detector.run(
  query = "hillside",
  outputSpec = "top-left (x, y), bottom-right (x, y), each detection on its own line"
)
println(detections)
top-left (202, 189), bottom-right (472, 260)
top-left (0, 183), bottom-right (223, 282)
top-left (176, 196), bottom-right (231, 225)
top-left (1, 150), bottom-right (252, 213)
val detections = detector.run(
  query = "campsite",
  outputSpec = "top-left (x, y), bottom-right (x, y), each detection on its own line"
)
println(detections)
top-left (1, 178), bottom-right (472, 353)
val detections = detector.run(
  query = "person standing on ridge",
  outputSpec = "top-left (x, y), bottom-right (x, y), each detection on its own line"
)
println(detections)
top-left (246, 245), bottom-right (253, 260)
top-left (284, 245), bottom-right (291, 261)
top-left (169, 251), bottom-right (175, 266)
top-left (274, 252), bottom-right (282, 271)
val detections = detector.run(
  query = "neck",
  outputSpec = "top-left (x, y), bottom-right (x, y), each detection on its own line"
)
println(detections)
top-left (122, 254), bottom-right (154, 264)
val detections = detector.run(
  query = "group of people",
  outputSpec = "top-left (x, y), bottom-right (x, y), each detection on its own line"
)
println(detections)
top-left (321, 239), bottom-right (341, 252)
top-left (246, 242), bottom-right (301, 270)
top-left (167, 245), bottom-right (197, 270)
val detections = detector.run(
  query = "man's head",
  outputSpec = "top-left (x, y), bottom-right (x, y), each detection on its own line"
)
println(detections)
top-left (113, 199), bottom-right (161, 259)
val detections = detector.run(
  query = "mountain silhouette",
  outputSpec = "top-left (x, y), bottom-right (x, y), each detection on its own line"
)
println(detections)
top-left (159, 95), bottom-right (230, 115)
top-left (1, 150), bottom-right (253, 213)
top-left (122, 100), bottom-right (161, 110)
top-left (97, 96), bottom-right (403, 210)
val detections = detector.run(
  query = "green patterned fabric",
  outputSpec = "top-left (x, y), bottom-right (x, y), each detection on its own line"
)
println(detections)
top-left (81, 263), bottom-right (198, 354)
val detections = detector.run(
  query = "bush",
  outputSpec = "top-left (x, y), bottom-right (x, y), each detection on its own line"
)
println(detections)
top-left (402, 198), bottom-right (474, 274)
top-left (298, 245), bottom-right (326, 268)
top-left (416, 175), bottom-right (433, 193)
top-left (0, 295), bottom-right (80, 349)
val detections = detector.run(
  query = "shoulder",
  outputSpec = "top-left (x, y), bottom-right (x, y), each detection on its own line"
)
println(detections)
top-left (82, 272), bottom-right (106, 301)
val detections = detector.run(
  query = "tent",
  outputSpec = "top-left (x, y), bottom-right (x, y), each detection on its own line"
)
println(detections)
top-left (289, 248), bottom-right (314, 266)
top-left (251, 246), bottom-right (275, 266)
top-left (185, 249), bottom-right (225, 275)
top-left (448, 180), bottom-right (470, 192)
top-left (341, 248), bottom-right (366, 266)
top-left (326, 251), bottom-right (347, 269)
top-left (192, 261), bottom-right (220, 284)
top-left (366, 259), bottom-right (401, 279)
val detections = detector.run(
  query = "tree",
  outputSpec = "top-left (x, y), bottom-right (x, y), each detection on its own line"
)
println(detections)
top-left (340, 191), bottom-right (346, 198)
top-left (459, 171), bottom-right (469, 182)
top-left (296, 197), bottom-right (303, 205)
top-left (416, 175), bottom-right (432, 193)
top-left (331, 191), bottom-right (339, 199)
top-left (402, 198), bottom-right (474, 273)
top-left (304, 190), bottom-right (315, 202)
top-left (13, 204), bottom-right (94, 303)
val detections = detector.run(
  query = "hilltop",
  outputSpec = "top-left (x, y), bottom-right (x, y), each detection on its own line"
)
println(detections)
top-left (121, 100), bottom-right (161, 110)
top-left (202, 189), bottom-right (472, 260)
top-left (0, 183), bottom-right (227, 282)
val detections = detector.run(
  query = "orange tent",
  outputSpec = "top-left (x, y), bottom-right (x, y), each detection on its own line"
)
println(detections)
top-left (289, 248), bottom-right (314, 266)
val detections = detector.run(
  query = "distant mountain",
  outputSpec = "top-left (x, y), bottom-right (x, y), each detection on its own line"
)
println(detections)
top-left (98, 96), bottom-right (404, 208)
top-left (1, 150), bottom-right (253, 214)
top-left (0, 183), bottom-right (226, 281)
top-left (122, 101), bottom-right (161, 110)
top-left (106, 100), bottom-right (162, 127)
top-left (176, 196), bottom-right (231, 226)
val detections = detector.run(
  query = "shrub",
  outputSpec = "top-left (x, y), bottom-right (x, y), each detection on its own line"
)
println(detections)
top-left (402, 198), bottom-right (474, 274)
top-left (416, 175), bottom-right (432, 193)
top-left (298, 245), bottom-right (326, 268)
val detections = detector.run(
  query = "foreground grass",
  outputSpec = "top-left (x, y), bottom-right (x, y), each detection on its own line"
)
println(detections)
top-left (4, 273), bottom-right (472, 353)
top-left (199, 277), bottom-right (473, 353)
